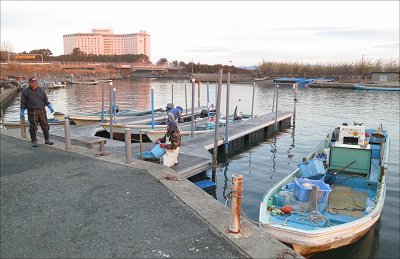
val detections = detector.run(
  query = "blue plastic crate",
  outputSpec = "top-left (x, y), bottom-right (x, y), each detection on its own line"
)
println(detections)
top-left (294, 178), bottom-right (331, 202)
top-left (194, 180), bottom-right (216, 190)
top-left (297, 159), bottom-right (326, 179)
top-left (150, 144), bottom-right (166, 158)
top-left (136, 151), bottom-right (158, 160)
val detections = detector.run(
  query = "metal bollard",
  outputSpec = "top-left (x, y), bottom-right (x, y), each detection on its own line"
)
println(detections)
top-left (229, 174), bottom-right (243, 233)
top-left (125, 128), bottom-right (132, 164)
top-left (64, 116), bottom-right (71, 150)
top-left (20, 117), bottom-right (26, 138)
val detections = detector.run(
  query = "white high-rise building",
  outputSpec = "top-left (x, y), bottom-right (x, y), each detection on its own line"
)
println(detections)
top-left (63, 28), bottom-right (150, 57)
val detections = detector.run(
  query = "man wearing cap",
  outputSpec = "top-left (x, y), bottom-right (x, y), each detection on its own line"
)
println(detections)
top-left (167, 106), bottom-right (183, 122)
top-left (156, 120), bottom-right (181, 167)
top-left (20, 77), bottom-right (55, 147)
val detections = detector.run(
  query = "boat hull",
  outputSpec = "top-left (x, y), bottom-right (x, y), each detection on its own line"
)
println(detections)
top-left (261, 211), bottom-right (381, 256)
top-left (354, 84), bottom-right (400, 91)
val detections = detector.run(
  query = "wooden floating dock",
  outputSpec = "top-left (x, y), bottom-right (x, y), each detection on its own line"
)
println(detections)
top-left (34, 110), bottom-right (293, 179)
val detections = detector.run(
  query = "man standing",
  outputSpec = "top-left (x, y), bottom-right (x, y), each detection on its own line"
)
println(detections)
top-left (20, 76), bottom-right (55, 147)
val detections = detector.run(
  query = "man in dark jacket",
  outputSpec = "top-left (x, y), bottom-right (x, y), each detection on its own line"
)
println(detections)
top-left (20, 76), bottom-right (55, 147)
top-left (156, 120), bottom-right (181, 167)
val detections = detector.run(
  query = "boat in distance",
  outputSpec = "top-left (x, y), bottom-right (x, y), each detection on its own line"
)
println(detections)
top-left (259, 123), bottom-right (390, 256)
top-left (354, 84), bottom-right (400, 91)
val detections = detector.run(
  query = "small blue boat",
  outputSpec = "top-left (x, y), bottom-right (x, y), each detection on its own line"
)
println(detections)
top-left (259, 123), bottom-right (390, 256)
top-left (354, 84), bottom-right (400, 91)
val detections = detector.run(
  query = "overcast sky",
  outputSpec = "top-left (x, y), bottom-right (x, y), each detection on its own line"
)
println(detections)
top-left (1, 1), bottom-right (399, 66)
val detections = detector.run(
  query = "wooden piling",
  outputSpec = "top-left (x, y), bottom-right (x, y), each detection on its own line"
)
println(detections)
top-left (109, 81), bottom-right (113, 140)
top-left (212, 70), bottom-right (223, 179)
top-left (139, 130), bottom-right (143, 160)
top-left (251, 82), bottom-right (255, 118)
top-left (184, 84), bottom-right (188, 116)
top-left (225, 73), bottom-right (231, 155)
top-left (197, 81), bottom-right (201, 107)
top-left (191, 79), bottom-right (195, 137)
top-left (64, 116), bottom-right (71, 150)
top-left (125, 128), bottom-right (132, 164)
top-left (229, 174), bottom-right (243, 233)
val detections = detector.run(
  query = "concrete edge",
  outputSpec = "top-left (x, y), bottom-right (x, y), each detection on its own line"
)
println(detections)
top-left (0, 129), bottom-right (303, 259)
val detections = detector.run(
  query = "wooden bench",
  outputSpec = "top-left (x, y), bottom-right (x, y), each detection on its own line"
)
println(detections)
top-left (36, 132), bottom-right (107, 154)
top-left (73, 136), bottom-right (107, 154)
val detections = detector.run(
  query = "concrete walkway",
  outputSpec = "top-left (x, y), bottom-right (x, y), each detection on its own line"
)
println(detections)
top-left (0, 135), bottom-right (241, 258)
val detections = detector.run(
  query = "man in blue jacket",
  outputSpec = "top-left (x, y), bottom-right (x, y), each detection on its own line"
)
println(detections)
top-left (167, 106), bottom-right (183, 122)
top-left (20, 76), bottom-right (55, 147)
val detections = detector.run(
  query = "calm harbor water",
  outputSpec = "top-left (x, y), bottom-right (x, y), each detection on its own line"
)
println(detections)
top-left (4, 79), bottom-right (399, 258)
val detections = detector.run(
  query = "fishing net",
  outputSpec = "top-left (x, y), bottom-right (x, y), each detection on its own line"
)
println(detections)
top-left (327, 186), bottom-right (368, 218)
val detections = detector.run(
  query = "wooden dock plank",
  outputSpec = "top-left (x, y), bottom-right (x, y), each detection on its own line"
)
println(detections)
top-left (36, 110), bottom-right (292, 179)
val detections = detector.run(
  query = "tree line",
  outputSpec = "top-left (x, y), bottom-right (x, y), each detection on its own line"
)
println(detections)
top-left (1, 48), bottom-right (151, 63)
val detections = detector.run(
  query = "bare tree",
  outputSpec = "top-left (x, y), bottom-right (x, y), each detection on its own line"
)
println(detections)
top-left (1, 40), bottom-right (14, 53)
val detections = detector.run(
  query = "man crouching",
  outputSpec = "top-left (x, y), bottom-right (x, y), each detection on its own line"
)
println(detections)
top-left (156, 120), bottom-right (181, 167)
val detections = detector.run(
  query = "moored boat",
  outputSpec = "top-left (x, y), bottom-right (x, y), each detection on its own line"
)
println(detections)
top-left (66, 108), bottom-right (165, 125)
top-left (2, 118), bottom-right (65, 129)
top-left (354, 84), bottom-right (400, 91)
top-left (259, 123), bottom-right (390, 256)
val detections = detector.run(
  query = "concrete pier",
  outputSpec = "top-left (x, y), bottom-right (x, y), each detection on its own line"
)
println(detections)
top-left (1, 130), bottom-right (302, 259)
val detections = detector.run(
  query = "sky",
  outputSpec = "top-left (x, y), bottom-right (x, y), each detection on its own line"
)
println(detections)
top-left (1, 1), bottom-right (399, 66)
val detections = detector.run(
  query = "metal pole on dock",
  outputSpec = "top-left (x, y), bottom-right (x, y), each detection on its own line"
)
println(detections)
top-left (64, 116), bottom-right (71, 150)
top-left (125, 128), bottom-right (132, 164)
top-left (272, 82), bottom-right (276, 112)
top-left (109, 81), bottom-right (113, 140)
top-left (293, 83), bottom-right (298, 124)
top-left (101, 83), bottom-right (105, 122)
top-left (151, 86), bottom-right (155, 129)
top-left (275, 85), bottom-right (279, 132)
top-left (224, 73), bottom-right (231, 155)
top-left (184, 84), bottom-right (188, 116)
top-left (215, 81), bottom-right (218, 107)
top-left (251, 82), bottom-right (255, 119)
top-left (113, 88), bottom-right (117, 123)
top-left (171, 81), bottom-right (174, 105)
top-left (20, 116), bottom-right (26, 138)
top-left (229, 174), bottom-right (243, 233)
top-left (139, 129), bottom-right (143, 160)
top-left (212, 69), bottom-right (223, 180)
top-left (191, 78), bottom-right (195, 137)
top-left (206, 81), bottom-right (210, 119)
top-left (198, 81), bottom-right (201, 107)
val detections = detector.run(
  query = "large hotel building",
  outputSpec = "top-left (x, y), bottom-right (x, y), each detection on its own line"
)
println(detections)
top-left (63, 28), bottom-right (150, 57)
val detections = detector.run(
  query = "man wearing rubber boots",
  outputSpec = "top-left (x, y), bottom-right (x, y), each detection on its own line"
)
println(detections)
top-left (156, 120), bottom-right (181, 167)
top-left (20, 76), bottom-right (55, 147)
